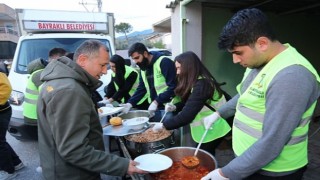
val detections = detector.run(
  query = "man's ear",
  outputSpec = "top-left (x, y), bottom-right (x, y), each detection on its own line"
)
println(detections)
top-left (256, 37), bottom-right (269, 51)
top-left (77, 54), bottom-right (87, 67)
top-left (143, 51), bottom-right (149, 57)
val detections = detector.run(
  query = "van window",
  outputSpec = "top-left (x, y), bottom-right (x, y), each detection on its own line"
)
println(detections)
top-left (15, 38), bottom-right (111, 74)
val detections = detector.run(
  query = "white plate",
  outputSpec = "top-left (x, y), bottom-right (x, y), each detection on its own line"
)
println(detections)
top-left (98, 106), bottom-right (124, 117)
top-left (134, 154), bottom-right (173, 173)
top-left (123, 117), bottom-right (149, 126)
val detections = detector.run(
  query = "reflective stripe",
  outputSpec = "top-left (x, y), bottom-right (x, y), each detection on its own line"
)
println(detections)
top-left (215, 97), bottom-right (227, 109)
top-left (132, 83), bottom-right (139, 89)
top-left (234, 119), bottom-right (307, 145)
top-left (234, 119), bottom-right (262, 137)
top-left (24, 98), bottom-right (38, 105)
top-left (238, 103), bottom-right (264, 122)
top-left (191, 120), bottom-right (203, 127)
top-left (298, 117), bottom-right (311, 127)
top-left (202, 106), bottom-right (211, 112)
top-left (26, 88), bottom-right (39, 96)
top-left (238, 103), bottom-right (311, 128)
top-left (155, 83), bottom-right (167, 91)
top-left (287, 133), bottom-right (308, 145)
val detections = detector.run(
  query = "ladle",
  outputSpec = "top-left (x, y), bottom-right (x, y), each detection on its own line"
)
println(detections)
top-left (181, 128), bottom-right (209, 169)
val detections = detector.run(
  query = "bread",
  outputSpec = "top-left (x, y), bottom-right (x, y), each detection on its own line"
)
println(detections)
top-left (110, 117), bottom-right (122, 126)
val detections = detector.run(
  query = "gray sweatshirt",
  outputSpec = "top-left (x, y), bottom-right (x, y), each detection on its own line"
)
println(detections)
top-left (219, 65), bottom-right (320, 179)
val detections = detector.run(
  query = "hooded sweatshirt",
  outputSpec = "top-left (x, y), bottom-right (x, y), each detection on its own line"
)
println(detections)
top-left (37, 57), bottom-right (129, 180)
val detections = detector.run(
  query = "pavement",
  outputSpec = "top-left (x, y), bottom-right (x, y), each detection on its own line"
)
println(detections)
top-left (214, 119), bottom-right (320, 180)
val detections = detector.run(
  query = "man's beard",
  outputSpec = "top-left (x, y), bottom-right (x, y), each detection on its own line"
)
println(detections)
top-left (137, 57), bottom-right (149, 71)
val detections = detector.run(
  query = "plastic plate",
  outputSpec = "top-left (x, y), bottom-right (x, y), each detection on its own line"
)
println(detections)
top-left (134, 154), bottom-right (173, 173)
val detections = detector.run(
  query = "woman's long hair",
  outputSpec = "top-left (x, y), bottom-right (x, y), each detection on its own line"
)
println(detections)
top-left (174, 51), bottom-right (223, 102)
top-left (110, 54), bottom-right (126, 88)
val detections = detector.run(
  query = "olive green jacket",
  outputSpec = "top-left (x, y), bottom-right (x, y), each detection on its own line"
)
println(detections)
top-left (37, 57), bottom-right (129, 180)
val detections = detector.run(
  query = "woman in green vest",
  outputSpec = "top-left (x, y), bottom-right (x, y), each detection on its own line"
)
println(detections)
top-left (102, 54), bottom-right (139, 105)
top-left (153, 51), bottom-right (232, 156)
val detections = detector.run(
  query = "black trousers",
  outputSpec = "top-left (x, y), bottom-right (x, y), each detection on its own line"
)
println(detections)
top-left (245, 166), bottom-right (307, 180)
top-left (0, 107), bottom-right (22, 173)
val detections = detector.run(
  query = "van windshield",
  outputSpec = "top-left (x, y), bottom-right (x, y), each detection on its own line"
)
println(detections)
top-left (16, 38), bottom-right (111, 74)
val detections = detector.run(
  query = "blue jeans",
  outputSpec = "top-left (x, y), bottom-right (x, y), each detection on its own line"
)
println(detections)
top-left (0, 107), bottom-right (22, 173)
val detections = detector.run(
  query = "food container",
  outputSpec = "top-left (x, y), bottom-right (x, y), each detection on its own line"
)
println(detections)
top-left (118, 110), bottom-right (151, 119)
top-left (123, 117), bottom-right (149, 130)
top-left (157, 147), bottom-right (217, 170)
top-left (103, 110), bottom-right (151, 137)
top-left (124, 124), bottom-right (176, 158)
top-left (147, 147), bottom-right (217, 180)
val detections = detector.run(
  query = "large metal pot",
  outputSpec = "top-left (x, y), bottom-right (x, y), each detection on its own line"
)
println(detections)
top-left (143, 147), bottom-right (217, 180)
top-left (124, 128), bottom-right (177, 158)
top-left (157, 147), bottom-right (217, 170)
top-left (119, 110), bottom-right (150, 119)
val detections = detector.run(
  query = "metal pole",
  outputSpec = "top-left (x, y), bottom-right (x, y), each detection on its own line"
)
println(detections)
top-left (97, 0), bottom-right (102, 12)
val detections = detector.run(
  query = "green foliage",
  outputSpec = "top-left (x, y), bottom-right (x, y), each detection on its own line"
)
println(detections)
top-left (142, 40), bottom-right (165, 49)
top-left (115, 22), bottom-right (133, 46)
top-left (115, 40), bottom-right (129, 50)
top-left (152, 40), bottom-right (165, 49)
top-left (115, 22), bottom-right (133, 34)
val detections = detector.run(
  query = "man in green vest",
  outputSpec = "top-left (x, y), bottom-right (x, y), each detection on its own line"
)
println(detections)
top-left (202, 8), bottom-right (320, 180)
top-left (121, 43), bottom-right (176, 120)
top-left (23, 48), bottom-right (67, 124)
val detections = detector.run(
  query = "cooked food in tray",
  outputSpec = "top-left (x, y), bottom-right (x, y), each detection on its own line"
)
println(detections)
top-left (125, 125), bottom-right (172, 143)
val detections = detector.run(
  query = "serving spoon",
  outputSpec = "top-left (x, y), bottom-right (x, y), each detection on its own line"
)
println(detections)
top-left (181, 128), bottom-right (209, 169)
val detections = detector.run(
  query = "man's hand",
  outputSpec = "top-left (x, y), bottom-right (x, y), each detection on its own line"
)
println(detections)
top-left (165, 103), bottom-right (176, 112)
top-left (120, 103), bottom-right (132, 114)
top-left (203, 112), bottom-right (220, 130)
top-left (152, 122), bottom-right (164, 132)
top-left (127, 160), bottom-right (148, 175)
top-left (201, 168), bottom-right (229, 180)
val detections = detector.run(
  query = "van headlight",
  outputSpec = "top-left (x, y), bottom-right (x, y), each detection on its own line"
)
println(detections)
top-left (9, 91), bottom-right (24, 106)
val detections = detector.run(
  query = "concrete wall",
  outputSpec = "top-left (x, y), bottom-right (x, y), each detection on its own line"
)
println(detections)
top-left (184, 2), bottom-right (202, 57)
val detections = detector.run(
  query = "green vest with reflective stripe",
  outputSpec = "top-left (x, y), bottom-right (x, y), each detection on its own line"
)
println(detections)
top-left (23, 69), bottom-right (43, 120)
top-left (112, 65), bottom-right (139, 103)
top-left (190, 88), bottom-right (231, 143)
top-left (141, 56), bottom-right (168, 103)
top-left (234, 44), bottom-right (320, 172)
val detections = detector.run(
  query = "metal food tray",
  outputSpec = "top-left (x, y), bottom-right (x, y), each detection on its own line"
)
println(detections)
top-left (103, 123), bottom-right (150, 136)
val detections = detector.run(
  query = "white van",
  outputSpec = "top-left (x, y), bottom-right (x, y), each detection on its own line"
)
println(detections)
top-left (8, 9), bottom-right (113, 140)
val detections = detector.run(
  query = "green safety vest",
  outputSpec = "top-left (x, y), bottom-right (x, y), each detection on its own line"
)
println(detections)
top-left (190, 87), bottom-right (231, 143)
top-left (23, 69), bottom-right (43, 120)
top-left (140, 56), bottom-right (169, 103)
top-left (233, 44), bottom-right (320, 172)
top-left (112, 65), bottom-right (139, 103)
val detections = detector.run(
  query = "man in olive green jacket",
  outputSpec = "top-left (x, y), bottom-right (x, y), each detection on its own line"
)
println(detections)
top-left (37, 40), bottom-right (145, 180)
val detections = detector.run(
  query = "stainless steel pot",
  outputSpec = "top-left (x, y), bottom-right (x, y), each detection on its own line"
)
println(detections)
top-left (143, 147), bottom-right (217, 180)
top-left (124, 130), bottom-right (176, 158)
top-left (119, 110), bottom-right (150, 119)
top-left (157, 146), bottom-right (217, 170)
